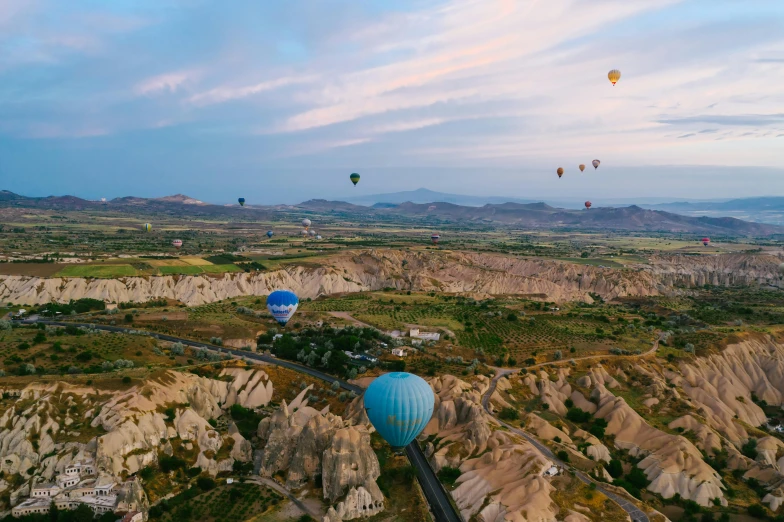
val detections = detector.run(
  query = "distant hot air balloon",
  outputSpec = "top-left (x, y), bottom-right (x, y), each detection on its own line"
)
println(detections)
top-left (316, 234), bottom-right (322, 240)
top-left (364, 372), bottom-right (435, 449)
top-left (302, 218), bottom-right (311, 230)
top-left (266, 230), bottom-right (274, 239)
top-left (266, 290), bottom-right (299, 326)
top-left (350, 173), bottom-right (360, 186)
top-left (172, 239), bottom-right (183, 250)
top-left (238, 198), bottom-right (245, 207)
top-left (308, 230), bottom-right (316, 237)
top-left (608, 69), bottom-right (621, 86)
top-left (301, 229), bottom-right (309, 236)
top-left (557, 168), bottom-right (564, 179)
top-left (585, 201), bottom-right (592, 209)
top-left (431, 234), bottom-right (440, 244)
top-left (579, 164), bottom-right (585, 172)
top-left (100, 197), bottom-right (107, 203)
top-left (701, 237), bottom-right (711, 247)
top-left (592, 159), bottom-right (601, 170)
top-left (143, 223), bottom-right (152, 232)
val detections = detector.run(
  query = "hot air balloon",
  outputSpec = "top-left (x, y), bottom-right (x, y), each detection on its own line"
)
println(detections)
top-left (302, 218), bottom-right (311, 230)
top-left (608, 69), bottom-right (621, 86)
top-left (266, 230), bottom-right (274, 239)
top-left (431, 234), bottom-right (440, 244)
top-left (308, 230), bottom-right (316, 237)
top-left (363, 372), bottom-right (435, 449)
top-left (266, 290), bottom-right (299, 326)
top-left (100, 197), bottom-right (107, 203)
top-left (557, 168), bottom-right (564, 179)
top-left (316, 235), bottom-right (322, 240)
top-left (172, 239), bottom-right (183, 250)
top-left (350, 173), bottom-right (360, 186)
top-left (143, 223), bottom-right (152, 232)
top-left (701, 237), bottom-right (710, 247)
top-left (238, 198), bottom-right (245, 207)
top-left (579, 164), bottom-right (585, 172)
top-left (301, 229), bottom-right (309, 236)
top-left (592, 159), bottom-right (600, 170)
top-left (585, 201), bottom-right (592, 209)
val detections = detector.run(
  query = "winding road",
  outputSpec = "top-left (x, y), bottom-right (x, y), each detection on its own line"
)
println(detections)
top-left (21, 318), bottom-right (463, 522)
top-left (480, 345), bottom-right (661, 522)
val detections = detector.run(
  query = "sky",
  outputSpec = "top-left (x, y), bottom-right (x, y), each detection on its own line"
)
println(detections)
top-left (1, 0), bottom-right (783, 204)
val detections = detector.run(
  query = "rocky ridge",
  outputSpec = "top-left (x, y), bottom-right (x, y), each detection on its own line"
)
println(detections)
top-left (1, 250), bottom-right (782, 306)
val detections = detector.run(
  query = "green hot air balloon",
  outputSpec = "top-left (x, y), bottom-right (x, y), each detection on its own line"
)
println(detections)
top-left (350, 173), bottom-right (360, 186)
top-left (238, 198), bottom-right (245, 207)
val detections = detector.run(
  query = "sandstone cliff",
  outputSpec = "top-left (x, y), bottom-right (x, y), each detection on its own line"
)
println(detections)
top-left (1, 250), bottom-right (781, 306)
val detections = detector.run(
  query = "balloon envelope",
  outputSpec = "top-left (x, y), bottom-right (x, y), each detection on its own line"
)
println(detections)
top-left (579, 164), bottom-right (585, 172)
top-left (431, 234), bottom-right (440, 244)
top-left (350, 173), bottom-right (360, 186)
top-left (302, 218), bottom-right (311, 229)
top-left (364, 372), bottom-right (435, 448)
top-left (238, 198), bottom-right (245, 207)
top-left (592, 159), bottom-right (600, 169)
top-left (143, 223), bottom-right (152, 232)
top-left (172, 239), bottom-right (183, 249)
top-left (266, 290), bottom-right (299, 325)
top-left (608, 69), bottom-right (621, 85)
top-left (266, 231), bottom-right (274, 238)
top-left (585, 201), bottom-right (592, 209)
top-left (557, 167), bottom-right (564, 178)
top-left (701, 237), bottom-right (710, 246)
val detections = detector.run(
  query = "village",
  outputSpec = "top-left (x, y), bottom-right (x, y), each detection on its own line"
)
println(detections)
top-left (10, 458), bottom-right (144, 521)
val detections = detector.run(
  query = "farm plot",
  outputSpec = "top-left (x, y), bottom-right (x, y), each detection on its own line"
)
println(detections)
top-left (56, 264), bottom-right (137, 278)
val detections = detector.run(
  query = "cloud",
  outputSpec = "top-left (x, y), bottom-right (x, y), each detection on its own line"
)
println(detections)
top-left (658, 114), bottom-right (784, 127)
top-left (187, 76), bottom-right (317, 106)
top-left (677, 133), bottom-right (695, 138)
top-left (698, 129), bottom-right (718, 134)
top-left (135, 71), bottom-right (196, 96)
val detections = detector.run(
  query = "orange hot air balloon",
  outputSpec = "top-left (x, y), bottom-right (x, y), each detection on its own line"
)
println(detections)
top-left (608, 69), bottom-right (621, 86)
top-left (579, 164), bottom-right (585, 172)
top-left (585, 201), bottom-right (592, 209)
top-left (557, 167), bottom-right (564, 178)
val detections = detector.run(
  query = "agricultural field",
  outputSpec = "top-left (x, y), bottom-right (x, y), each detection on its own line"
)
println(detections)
top-left (150, 481), bottom-right (287, 522)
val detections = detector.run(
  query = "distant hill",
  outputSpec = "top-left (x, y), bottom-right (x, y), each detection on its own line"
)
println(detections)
top-left (2, 190), bottom-right (782, 236)
top-left (642, 197), bottom-right (784, 226)
top-left (344, 187), bottom-right (538, 207)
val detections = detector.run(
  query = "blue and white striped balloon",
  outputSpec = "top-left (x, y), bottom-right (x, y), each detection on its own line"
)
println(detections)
top-left (266, 290), bottom-right (299, 325)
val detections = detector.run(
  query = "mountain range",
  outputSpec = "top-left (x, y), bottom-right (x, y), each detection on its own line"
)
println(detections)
top-left (2, 190), bottom-right (782, 236)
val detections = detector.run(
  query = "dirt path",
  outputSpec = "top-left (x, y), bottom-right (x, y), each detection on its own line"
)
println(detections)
top-left (327, 311), bottom-right (377, 329)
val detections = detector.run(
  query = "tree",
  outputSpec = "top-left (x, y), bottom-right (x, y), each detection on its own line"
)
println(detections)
top-left (566, 407), bottom-right (591, 423)
top-left (197, 476), bottom-right (216, 491)
top-left (553, 350), bottom-right (563, 360)
top-left (556, 450), bottom-right (569, 462)
top-left (606, 459), bottom-right (623, 478)
top-left (626, 467), bottom-right (650, 489)
top-left (437, 466), bottom-right (462, 486)
top-left (747, 504), bottom-right (766, 518)
top-left (124, 313), bottom-right (134, 323)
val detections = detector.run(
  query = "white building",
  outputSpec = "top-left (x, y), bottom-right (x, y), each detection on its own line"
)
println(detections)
top-left (12, 498), bottom-right (51, 517)
top-left (543, 466), bottom-right (560, 477)
top-left (409, 328), bottom-right (440, 341)
top-left (31, 483), bottom-right (60, 498)
top-left (391, 348), bottom-right (408, 357)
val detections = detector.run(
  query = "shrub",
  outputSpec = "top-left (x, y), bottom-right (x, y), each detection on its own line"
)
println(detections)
top-left (499, 408), bottom-right (519, 421)
top-left (170, 342), bottom-right (185, 355)
top-left (556, 450), bottom-right (569, 462)
top-left (196, 476), bottom-right (216, 491)
top-left (33, 332), bottom-right (46, 344)
top-left (747, 504), bottom-right (766, 518)
top-left (17, 342), bottom-right (30, 350)
top-left (122, 376), bottom-right (132, 384)
top-left (741, 438), bottom-right (758, 460)
top-left (566, 407), bottom-right (592, 423)
top-left (553, 350), bottom-right (562, 361)
top-left (626, 467), bottom-right (650, 489)
top-left (159, 455), bottom-right (186, 473)
top-left (437, 466), bottom-right (461, 485)
top-left (124, 314), bottom-right (134, 323)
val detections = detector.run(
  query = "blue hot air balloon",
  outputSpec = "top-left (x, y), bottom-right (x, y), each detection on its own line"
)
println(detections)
top-left (363, 372), bottom-right (435, 449)
top-left (266, 290), bottom-right (299, 325)
top-left (266, 230), bottom-right (274, 239)
top-left (238, 197), bottom-right (246, 207)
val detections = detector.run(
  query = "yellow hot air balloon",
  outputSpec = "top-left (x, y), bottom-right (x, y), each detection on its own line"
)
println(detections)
top-left (579, 164), bottom-right (585, 172)
top-left (557, 168), bottom-right (564, 179)
top-left (608, 69), bottom-right (621, 86)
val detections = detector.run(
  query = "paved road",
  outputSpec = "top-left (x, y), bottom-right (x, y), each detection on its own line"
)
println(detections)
top-left (482, 371), bottom-right (650, 522)
top-left (22, 319), bottom-right (463, 522)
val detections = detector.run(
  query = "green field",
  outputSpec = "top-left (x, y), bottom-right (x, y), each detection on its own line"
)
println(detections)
top-left (56, 264), bottom-right (137, 278)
